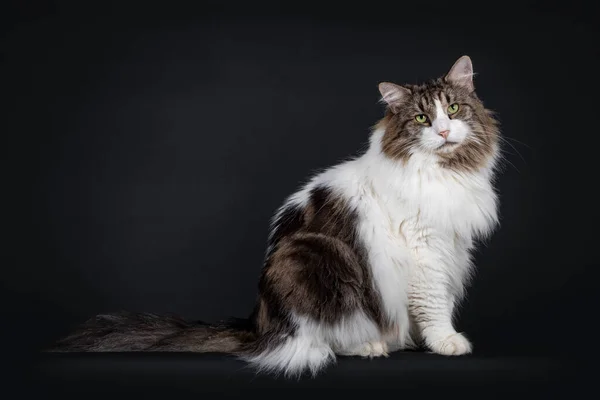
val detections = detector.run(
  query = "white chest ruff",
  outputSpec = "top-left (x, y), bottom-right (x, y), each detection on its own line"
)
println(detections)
top-left (385, 159), bottom-right (498, 242)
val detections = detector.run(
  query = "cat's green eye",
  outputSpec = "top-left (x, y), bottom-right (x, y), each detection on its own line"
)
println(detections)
top-left (447, 103), bottom-right (460, 114)
top-left (415, 114), bottom-right (428, 124)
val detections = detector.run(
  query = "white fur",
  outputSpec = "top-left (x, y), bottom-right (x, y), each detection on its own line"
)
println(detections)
top-left (243, 311), bottom-right (380, 377)
top-left (251, 110), bottom-right (499, 376)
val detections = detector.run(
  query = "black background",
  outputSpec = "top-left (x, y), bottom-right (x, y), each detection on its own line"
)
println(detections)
top-left (4, 0), bottom-right (599, 396)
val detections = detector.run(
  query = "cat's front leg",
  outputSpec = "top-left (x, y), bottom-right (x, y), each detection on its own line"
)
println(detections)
top-left (408, 240), bottom-right (472, 356)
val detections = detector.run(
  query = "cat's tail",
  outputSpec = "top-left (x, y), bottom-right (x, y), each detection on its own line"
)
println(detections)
top-left (48, 311), bottom-right (255, 353)
top-left (49, 311), bottom-right (335, 377)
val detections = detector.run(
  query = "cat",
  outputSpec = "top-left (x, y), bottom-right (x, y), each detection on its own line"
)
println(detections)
top-left (51, 55), bottom-right (501, 378)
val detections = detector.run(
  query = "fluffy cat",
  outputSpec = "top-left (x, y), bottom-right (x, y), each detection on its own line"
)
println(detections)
top-left (51, 56), bottom-right (501, 378)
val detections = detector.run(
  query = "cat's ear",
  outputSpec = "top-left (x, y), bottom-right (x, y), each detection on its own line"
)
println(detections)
top-left (378, 82), bottom-right (411, 113)
top-left (445, 55), bottom-right (474, 92)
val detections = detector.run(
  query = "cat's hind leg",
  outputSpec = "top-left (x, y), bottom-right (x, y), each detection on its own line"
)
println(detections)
top-left (255, 231), bottom-right (383, 375)
top-left (336, 340), bottom-right (389, 358)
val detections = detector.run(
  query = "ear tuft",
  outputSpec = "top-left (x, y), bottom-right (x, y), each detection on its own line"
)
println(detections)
top-left (378, 82), bottom-right (411, 113)
top-left (445, 55), bottom-right (475, 92)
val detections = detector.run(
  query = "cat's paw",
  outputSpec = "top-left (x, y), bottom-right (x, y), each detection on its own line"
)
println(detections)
top-left (429, 333), bottom-right (472, 356)
top-left (339, 341), bottom-right (389, 358)
top-left (356, 341), bottom-right (389, 358)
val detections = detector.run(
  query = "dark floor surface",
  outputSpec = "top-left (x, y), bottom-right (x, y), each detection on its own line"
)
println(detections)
top-left (17, 351), bottom-right (587, 399)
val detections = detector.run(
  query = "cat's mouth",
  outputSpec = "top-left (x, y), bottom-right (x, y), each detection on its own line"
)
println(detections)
top-left (437, 141), bottom-right (460, 152)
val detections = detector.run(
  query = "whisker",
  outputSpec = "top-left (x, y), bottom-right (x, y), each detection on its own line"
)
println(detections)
top-left (497, 138), bottom-right (527, 164)
top-left (495, 151), bottom-right (520, 173)
top-left (500, 135), bottom-right (532, 149)
top-left (475, 133), bottom-right (528, 164)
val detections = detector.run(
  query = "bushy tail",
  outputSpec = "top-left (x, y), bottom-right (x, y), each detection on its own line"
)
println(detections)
top-left (50, 311), bottom-right (335, 377)
top-left (49, 311), bottom-right (254, 353)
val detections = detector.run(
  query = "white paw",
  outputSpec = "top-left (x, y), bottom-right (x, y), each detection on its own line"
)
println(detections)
top-left (429, 333), bottom-right (472, 356)
top-left (339, 341), bottom-right (389, 358)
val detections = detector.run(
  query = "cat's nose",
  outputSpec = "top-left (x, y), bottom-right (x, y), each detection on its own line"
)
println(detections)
top-left (438, 130), bottom-right (450, 139)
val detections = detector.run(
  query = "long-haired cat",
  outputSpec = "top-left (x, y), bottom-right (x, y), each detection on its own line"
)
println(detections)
top-left (51, 56), bottom-right (501, 378)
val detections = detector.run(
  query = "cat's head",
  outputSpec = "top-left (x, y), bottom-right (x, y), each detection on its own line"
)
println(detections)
top-left (377, 56), bottom-right (499, 171)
